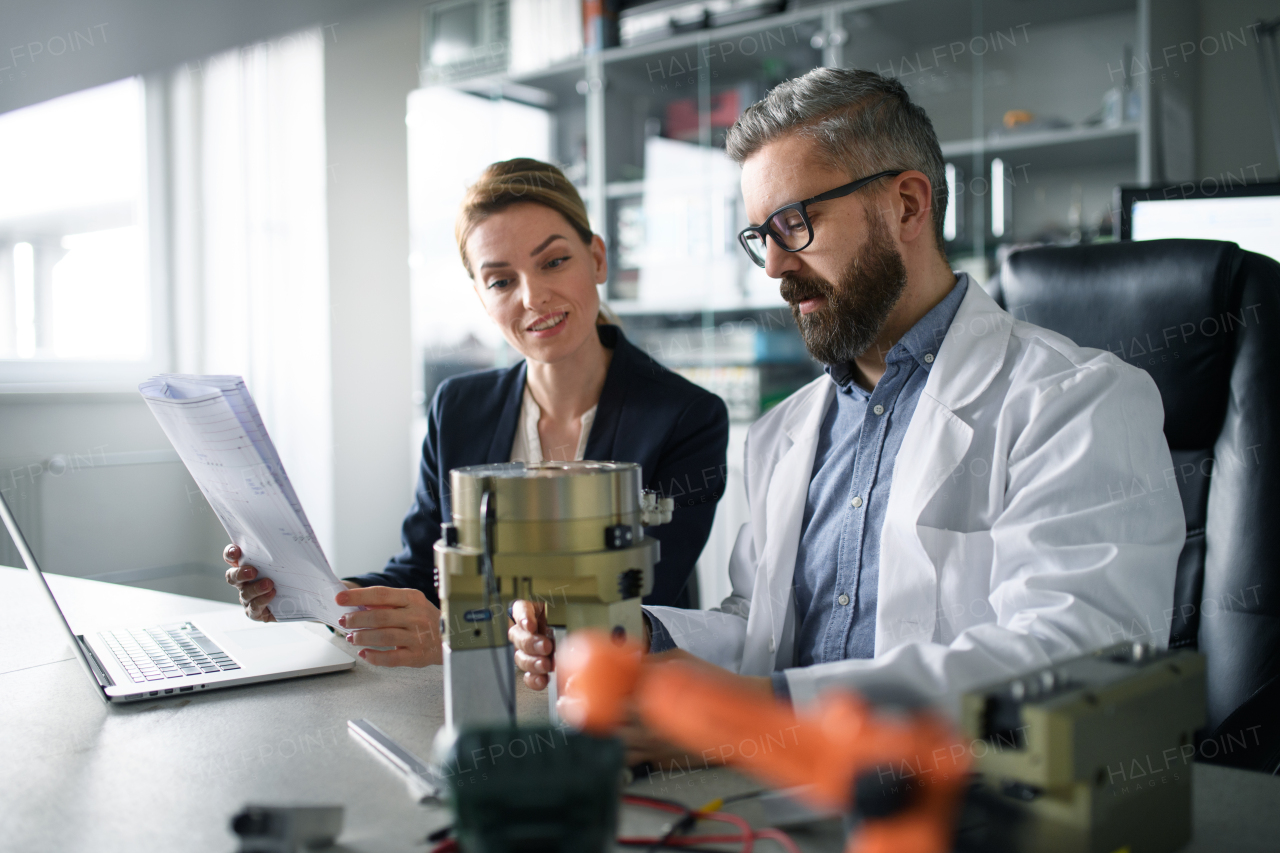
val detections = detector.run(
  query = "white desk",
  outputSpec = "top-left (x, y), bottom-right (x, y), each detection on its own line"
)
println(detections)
top-left (2, 566), bottom-right (1277, 852)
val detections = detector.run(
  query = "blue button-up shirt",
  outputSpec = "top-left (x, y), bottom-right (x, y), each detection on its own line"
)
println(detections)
top-left (647, 275), bottom-right (969, 691)
top-left (772, 275), bottom-right (968, 695)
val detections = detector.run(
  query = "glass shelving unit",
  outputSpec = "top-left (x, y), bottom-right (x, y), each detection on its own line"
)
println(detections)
top-left (409, 0), bottom-right (1198, 607)
top-left (412, 0), bottom-right (1198, 423)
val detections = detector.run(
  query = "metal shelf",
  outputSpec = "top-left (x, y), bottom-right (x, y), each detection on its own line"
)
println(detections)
top-left (605, 180), bottom-right (646, 198)
top-left (941, 123), bottom-right (1141, 167)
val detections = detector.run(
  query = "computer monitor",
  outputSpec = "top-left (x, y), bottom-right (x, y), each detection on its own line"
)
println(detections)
top-left (1117, 182), bottom-right (1280, 264)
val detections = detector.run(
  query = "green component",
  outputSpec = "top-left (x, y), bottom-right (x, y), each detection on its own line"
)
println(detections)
top-left (440, 726), bottom-right (624, 853)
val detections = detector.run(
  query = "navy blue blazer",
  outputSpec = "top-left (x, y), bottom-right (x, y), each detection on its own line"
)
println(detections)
top-left (349, 325), bottom-right (729, 608)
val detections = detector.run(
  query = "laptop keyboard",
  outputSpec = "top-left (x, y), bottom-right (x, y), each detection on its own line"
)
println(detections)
top-left (100, 623), bottom-right (241, 683)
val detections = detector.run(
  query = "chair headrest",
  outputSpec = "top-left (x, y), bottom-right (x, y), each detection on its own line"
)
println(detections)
top-left (998, 239), bottom-right (1243, 450)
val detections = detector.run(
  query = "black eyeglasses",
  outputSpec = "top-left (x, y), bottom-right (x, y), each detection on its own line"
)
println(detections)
top-left (737, 170), bottom-right (904, 267)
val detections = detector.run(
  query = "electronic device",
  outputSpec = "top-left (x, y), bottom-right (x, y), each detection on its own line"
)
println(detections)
top-left (1117, 181), bottom-right (1280, 264)
top-left (619, 0), bottom-right (786, 46)
top-left (0, 489), bottom-right (354, 704)
top-left (432, 460), bottom-right (673, 731)
top-left (962, 641), bottom-right (1207, 853)
top-left (559, 629), bottom-right (974, 853)
top-left (435, 725), bottom-right (624, 853)
top-left (420, 0), bottom-right (510, 85)
top-left (559, 632), bottom-right (1207, 853)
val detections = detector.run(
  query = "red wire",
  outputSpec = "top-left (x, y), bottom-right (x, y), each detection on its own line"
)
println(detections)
top-left (433, 795), bottom-right (798, 853)
top-left (621, 793), bottom-right (800, 853)
top-left (618, 834), bottom-right (780, 847)
top-left (755, 827), bottom-right (803, 853)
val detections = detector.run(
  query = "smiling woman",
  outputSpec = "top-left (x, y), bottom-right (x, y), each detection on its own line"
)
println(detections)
top-left (224, 159), bottom-right (730, 667)
top-left (371, 158), bottom-right (728, 609)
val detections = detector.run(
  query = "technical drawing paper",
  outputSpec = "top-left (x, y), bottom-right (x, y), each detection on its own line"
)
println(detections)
top-left (139, 374), bottom-right (356, 628)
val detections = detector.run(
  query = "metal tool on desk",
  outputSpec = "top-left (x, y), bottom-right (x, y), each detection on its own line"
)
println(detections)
top-left (432, 460), bottom-right (673, 731)
top-left (348, 718), bottom-right (442, 802)
top-left (961, 641), bottom-right (1207, 853)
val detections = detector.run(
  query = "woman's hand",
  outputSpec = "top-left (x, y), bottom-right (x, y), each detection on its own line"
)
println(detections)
top-left (224, 544), bottom-right (361, 622)
top-left (335, 586), bottom-right (443, 667)
top-left (224, 544), bottom-right (278, 622)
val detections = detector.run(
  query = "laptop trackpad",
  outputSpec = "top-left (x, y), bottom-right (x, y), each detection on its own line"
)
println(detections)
top-left (221, 624), bottom-right (308, 650)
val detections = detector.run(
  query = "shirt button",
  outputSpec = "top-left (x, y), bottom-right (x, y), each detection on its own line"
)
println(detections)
top-left (872, 404), bottom-right (884, 415)
top-left (851, 496), bottom-right (863, 508)
top-left (924, 353), bottom-right (935, 363)
top-left (838, 594), bottom-right (850, 606)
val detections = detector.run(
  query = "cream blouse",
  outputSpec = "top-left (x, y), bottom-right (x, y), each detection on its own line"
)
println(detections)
top-left (508, 384), bottom-right (597, 463)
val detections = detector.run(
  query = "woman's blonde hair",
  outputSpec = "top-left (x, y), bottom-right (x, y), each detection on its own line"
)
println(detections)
top-left (456, 158), bottom-right (617, 326)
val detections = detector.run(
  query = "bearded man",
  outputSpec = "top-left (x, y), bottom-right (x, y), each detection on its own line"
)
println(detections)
top-left (510, 67), bottom-right (1184, 764)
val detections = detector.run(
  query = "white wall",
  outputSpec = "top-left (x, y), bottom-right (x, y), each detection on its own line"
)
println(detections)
top-left (0, 0), bottom-right (419, 116)
top-left (323, 5), bottom-right (420, 577)
top-left (0, 5), bottom-right (424, 598)
top-left (0, 392), bottom-right (232, 600)
top-left (1196, 0), bottom-right (1279, 179)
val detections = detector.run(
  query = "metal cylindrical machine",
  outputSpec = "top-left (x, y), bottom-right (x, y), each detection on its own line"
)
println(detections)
top-left (434, 461), bottom-right (673, 730)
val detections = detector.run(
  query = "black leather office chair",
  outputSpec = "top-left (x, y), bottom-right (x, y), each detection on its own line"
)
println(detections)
top-left (990, 239), bottom-right (1280, 774)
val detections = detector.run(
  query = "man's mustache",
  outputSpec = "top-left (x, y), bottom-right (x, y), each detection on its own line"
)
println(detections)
top-left (779, 275), bottom-right (831, 306)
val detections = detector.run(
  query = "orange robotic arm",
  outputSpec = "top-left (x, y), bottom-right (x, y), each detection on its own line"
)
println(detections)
top-left (558, 631), bottom-right (970, 853)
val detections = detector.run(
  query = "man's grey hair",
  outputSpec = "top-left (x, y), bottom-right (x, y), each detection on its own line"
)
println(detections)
top-left (726, 67), bottom-right (949, 255)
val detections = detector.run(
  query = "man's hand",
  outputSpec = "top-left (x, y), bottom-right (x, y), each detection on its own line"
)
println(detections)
top-left (335, 586), bottom-right (443, 667)
top-left (510, 599), bottom-right (659, 690)
top-left (509, 600), bottom-right (555, 690)
top-left (224, 544), bottom-right (278, 622)
top-left (617, 703), bottom-right (698, 768)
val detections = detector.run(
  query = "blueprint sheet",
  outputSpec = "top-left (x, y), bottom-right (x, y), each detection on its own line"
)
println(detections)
top-left (139, 374), bottom-right (355, 628)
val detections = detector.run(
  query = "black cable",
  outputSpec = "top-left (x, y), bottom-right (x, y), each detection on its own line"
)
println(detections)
top-left (480, 490), bottom-right (515, 726)
top-left (646, 813), bottom-right (696, 853)
top-left (622, 794), bottom-right (696, 853)
top-left (627, 790), bottom-right (766, 853)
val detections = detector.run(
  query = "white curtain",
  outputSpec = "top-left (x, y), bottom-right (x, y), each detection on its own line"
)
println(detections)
top-left (169, 30), bottom-right (334, 559)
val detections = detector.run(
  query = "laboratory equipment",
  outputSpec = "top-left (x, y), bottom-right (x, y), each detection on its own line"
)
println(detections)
top-left (433, 460), bottom-right (673, 730)
top-left (962, 642), bottom-right (1206, 853)
top-left (435, 725), bottom-right (623, 853)
top-left (559, 632), bottom-right (1206, 853)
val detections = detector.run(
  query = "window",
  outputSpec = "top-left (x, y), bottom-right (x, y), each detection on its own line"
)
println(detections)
top-left (0, 77), bottom-right (163, 386)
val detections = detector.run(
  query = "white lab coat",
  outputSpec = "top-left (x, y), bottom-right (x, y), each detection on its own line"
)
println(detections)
top-left (647, 281), bottom-right (1185, 715)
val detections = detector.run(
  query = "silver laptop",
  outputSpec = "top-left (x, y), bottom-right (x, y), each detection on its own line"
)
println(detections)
top-left (1, 490), bottom-right (354, 704)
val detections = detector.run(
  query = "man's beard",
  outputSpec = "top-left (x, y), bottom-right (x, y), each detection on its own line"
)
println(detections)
top-left (779, 214), bottom-right (908, 366)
